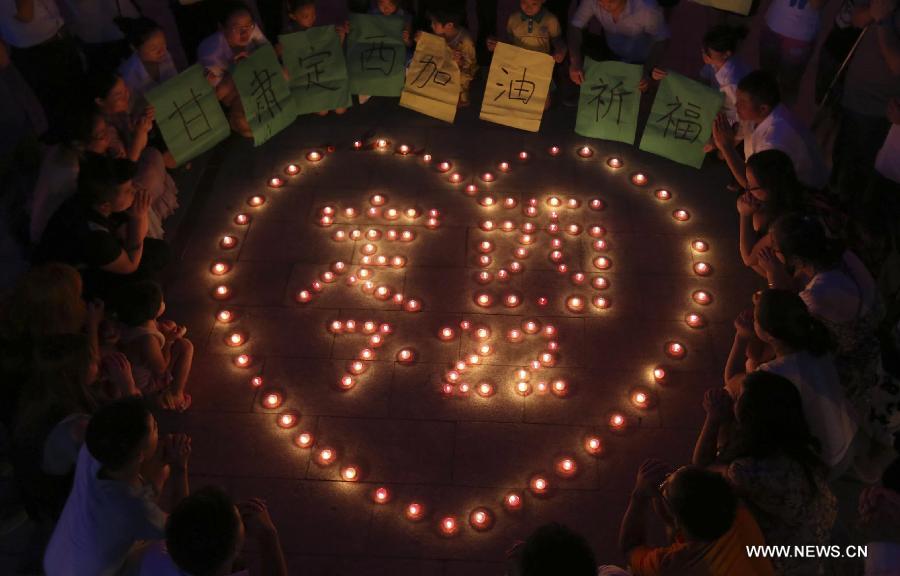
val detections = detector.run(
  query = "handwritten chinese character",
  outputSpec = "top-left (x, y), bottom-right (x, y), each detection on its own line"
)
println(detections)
top-left (250, 68), bottom-right (282, 123)
top-left (411, 54), bottom-right (451, 88)
top-left (361, 34), bottom-right (396, 76)
top-left (168, 88), bottom-right (212, 141)
top-left (657, 96), bottom-right (703, 142)
top-left (587, 77), bottom-right (633, 124)
top-left (493, 67), bottom-right (535, 104)
top-left (298, 50), bottom-right (337, 91)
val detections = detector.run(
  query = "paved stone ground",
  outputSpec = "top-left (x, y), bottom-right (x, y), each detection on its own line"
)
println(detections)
top-left (152, 80), bottom-right (761, 574)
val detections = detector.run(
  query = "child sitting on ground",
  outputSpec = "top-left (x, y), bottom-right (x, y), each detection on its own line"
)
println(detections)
top-left (115, 281), bottom-right (193, 411)
top-left (198, 0), bottom-right (271, 137)
top-left (281, 0), bottom-right (348, 115)
top-left (428, 8), bottom-right (477, 107)
top-left (487, 0), bottom-right (566, 109)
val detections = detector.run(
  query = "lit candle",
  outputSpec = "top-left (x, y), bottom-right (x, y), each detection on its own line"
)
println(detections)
top-left (473, 325), bottom-right (490, 341)
top-left (506, 328), bottom-right (524, 343)
top-left (425, 217), bottom-right (440, 229)
top-left (405, 502), bottom-right (424, 521)
top-left (549, 250), bottom-right (564, 262)
top-left (318, 215), bottom-right (334, 227)
top-left (584, 435), bottom-right (603, 456)
top-left (320, 271), bottom-right (336, 284)
top-left (403, 299), bottom-right (422, 312)
top-left (306, 150), bottom-right (322, 162)
top-left (217, 309), bottom-right (234, 323)
top-left (480, 219), bottom-right (495, 232)
top-left (396, 144), bottom-right (410, 155)
top-left (374, 285), bottom-right (391, 300)
top-left (480, 172), bottom-right (495, 182)
top-left (549, 145), bottom-right (561, 156)
top-left (655, 189), bottom-right (672, 201)
top-left (316, 447), bottom-right (336, 465)
top-left (692, 290), bottom-right (712, 305)
top-left (475, 292), bottom-right (493, 307)
top-left (210, 261), bottom-right (230, 275)
top-left (295, 432), bottom-right (314, 448)
top-left (537, 296), bottom-right (549, 307)
top-left (503, 292), bottom-right (521, 308)
top-left (380, 322), bottom-right (393, 335)
top-left (339, 374), bottom-right (355, 390)
top-left (631, 388), bottom-right (651, 409)
top-left (503, 197), bottom-right (517, 209)
top-left (478, 195), bottom-right (496, 207)
top-left (566, 296), bottom-right (585, 313)
top-left (262, 391), bottom-right (281, 408)
top-left (225, 331), bottom-right (245, 347)
top-left (277, 411), bottom-right (298, 428)
top-left (607, 157), bottom-right (623, 169)
top-left (383, 208), bottom-right (400, 221)
top-left (213, 285), bottom-right (232, 300)
top-left (504, 492), bottom-right (523, 510)
top-left (529, 475), bottom-right (549, 495)
top-left (439, 516), bottom-right (459, 536)
top-left (348, 360), bottom-right (367, 375)
top-left (593, 256), bottom-right (611, 270)
top-left (571, 272), bottom-right (586, 285)
top-left (509, 262), bottom-right (523, 273)
top-left (404, 207), bottom-right (419, 219)
top-left (685, 313), bottom-right (706, 329)
top-left (515, 381), bottom-right (532, 396)
top-left (478, 240), bottom-right (494, 253)
top-left (673, 209), bottom-right (691, 222)
top-left (345, 319), bottom-right (358, 332)
top-left (475, 270), bottom-right (493, 284)
top-left (250, 377), bottom-right (263, 390)
top-left (693, 262), bottom-right (712, 276)
top-left (498, 161), bottom-right (510, 172)
top-left (422, 153), bottom-right (432, 162)
top-left (341, 466), bottom-right (359, 481)
top-left (267, 177), bottom-right (283, 188)
top-left (566, 198), bottom-right (581, 209)
top-left (588, 225), bottom-right (606, 238)
top-left (592, 295), bottom-right (610, 309)
top-left (469, 508), bottom-right (493, 531)
top-left (522, 319), bottom-right (541, 334)
top-left (665, 341), bottom-right (686, 359)
top-left (592, 239), bottom-right (608, 252)
top-left (219, 235), bottom-right (237, 249)
top-left (332, 230), bottom-right (347, 242)
top-left (609, 413), bottom-right (626, 430)
top-left (501, 220), bottom-right (516, 232)
top-left (551, 379), bottom-right (569, 397)
top-left (465, 184), bottom-right (478, 195)
top-left (691, 240), bottom-right (709, 252)
top-left (310, 281), bottom-right (324, 293)
top-left (449, 172), bottom-right (463, 184)
top-left (519, 150), bottom-right (529, 161)
top-left (539, 352), bottom-right (556, 367)
top-left (578, 146), bottom-right (594, 158)
top-left (396, 348), bottom-right (415, 364)
top-left (631, 173), bottom-right (648, 186)
top-left (460, 320), bottom-right (472, 331)
top-left (437, 161), bottom-right (452, 172)
top-left (375, 138), bottom-right (389, 150)
top-left (234, 213), bottom-right (250, 225)
top-left (438, 327), bottom-right (456, 341)
top-left (369, 334), bottom-right (384, 348)
top-left (353, 140), bottom-right (364, 150)
top-left (285, 163), bottom-right (300, 175)
top-left (555, 457), bottom-right (578, 478)
top-left (477, 343), bottom-right (493, 356)
top-left (566, 224), bottom-right (583, 236)
top-left (458, 382), bottom-right (471, 395)
top-left (400, 230), bottom-right (415, 242)
top-left (373, 486), bottom-right (391, 504)
top-left (547, 196), bottom-right (562, 208)
top-left (514, 247), bottom-right (530, 260)
top-left (359, 348), bottom-right (375, 361)
top-left (653, 366), bottom-right (667, 383)
top-left (476, 382), bottom-right (494, 397)
top-left (524, 206), bottom-right (538, 217)
top-left (542, 325), bottom-right (557, 338)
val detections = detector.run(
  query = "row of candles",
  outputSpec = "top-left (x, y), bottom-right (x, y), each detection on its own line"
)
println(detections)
top-left (206, 138), bottom-right (716, 535)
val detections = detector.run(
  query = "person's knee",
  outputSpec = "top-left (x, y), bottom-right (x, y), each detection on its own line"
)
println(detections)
top-left (174, 337), bottom-right (194, 358)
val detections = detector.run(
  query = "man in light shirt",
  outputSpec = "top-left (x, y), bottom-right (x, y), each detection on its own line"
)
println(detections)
top-left (567, 0), bottom-right (669, 89)
top-left (713, 70), bottom-right (829, 190)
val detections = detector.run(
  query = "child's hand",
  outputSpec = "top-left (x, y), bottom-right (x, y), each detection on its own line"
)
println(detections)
top-left (101, 352), bottom-right (137, 395)
top-left (164, 433), bottom-right (192, 470)
top-left (569, 65), bottom-right (584, 85)
top-left (402, 29), bottom-right (410, 44)
top-left (757, 246), bottom-right (783, 276)
top-left (233, 50), bottom-right (249, 63)
top-left (239, 498), bottom-right (279, 539)
top-left (736, 192), bottom-right (757, 216)
top-left (651, 67), bottom-right (667, 81)
top-left (129, 187), bottom-right (152, 218)
top-left (486, 37), bottom-right (497, 52)
top-left (702, 387), bottom-right (734, 424)
top-left (451, 49), bottom-right (463, 65)
top-left (733, 308), bottom-right (755, 337)
top-left (553, 47), bottom-right (566, 63)
top-left (711, 112), bottom-right (734, 150)
top-left (638, 76), bottom-right (650, 93)
top-left (136, 106), bottom-right (155, 135)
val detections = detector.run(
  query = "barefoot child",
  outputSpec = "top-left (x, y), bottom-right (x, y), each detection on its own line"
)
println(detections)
top-left (115, 281), bottom-right (193, 411)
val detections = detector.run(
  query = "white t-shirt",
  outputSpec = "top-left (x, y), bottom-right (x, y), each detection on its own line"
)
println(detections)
top-left (135, 540), bottom-right (249, 576)
top-left (570, 0), bottom-right (670, 63)
top-left (44, 445), bottom-right (166, 576)
top-left (758, 352), bottom-right (858, 468)
top-left (714, 58), bottom-right (750, 126)
top-left (746, 104), bottom-right (830, 189)
top-left (0, 0), bottom-right (63, 48)
top-left (197, 29), bottom-right (269, 87)
top-left (801, 251), bottom-right (877, 324)
top-left (118, 50), bottom-right (178, 107)
top-left (765, 0), bottom-right (822, 42)
top-left (875, 124), bottom-right (900, 184)
top-left (60, 0), bottom-right (139, 44)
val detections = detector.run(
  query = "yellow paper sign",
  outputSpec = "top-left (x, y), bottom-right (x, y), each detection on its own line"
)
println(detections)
top-left (688, 0), bottom-right (752, 16)
top-left (400, 32), bottom-right (460, 123)
top-left (479, 42), bottom-right (554, 132)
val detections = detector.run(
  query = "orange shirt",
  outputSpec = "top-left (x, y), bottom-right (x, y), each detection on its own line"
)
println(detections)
top-left (629, 506), bottom-right (775, 576)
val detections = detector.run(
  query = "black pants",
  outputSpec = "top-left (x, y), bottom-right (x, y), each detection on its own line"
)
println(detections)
top-left (10, 32), bottom-right (84, 141)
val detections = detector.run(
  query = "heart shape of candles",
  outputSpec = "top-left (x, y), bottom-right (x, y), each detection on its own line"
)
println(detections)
top-left (207, 141), bottom-right (718, 539)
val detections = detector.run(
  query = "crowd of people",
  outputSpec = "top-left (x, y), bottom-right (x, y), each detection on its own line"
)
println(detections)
top-left (1, 0), bottom-right (900, 574)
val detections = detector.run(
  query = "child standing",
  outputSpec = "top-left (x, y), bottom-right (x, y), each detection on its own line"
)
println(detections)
top-left (115, 281), bottom-right (193, 411)
top-left (282, 0), bottom-right (348, 115)
top-left (487, 0), bottom-right (566, 108)
top-left (429, 8), bottom-right (477, 107)
top-left (197, 1), bottom-right (271, 137)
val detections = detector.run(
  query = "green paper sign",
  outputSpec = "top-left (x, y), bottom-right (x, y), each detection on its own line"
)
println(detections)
top-left (233, 44), bottom-right (297, 146)
top-left (145, 65), bottom-right (230, 166)
top-left (639, 71), bottom-right (723, 168)
top-left (346, 14), bottom-right (405, 97)
top-left (280, 26), bottom-right (352, 116)
top-left (575, 59), bottom-right (642, 144)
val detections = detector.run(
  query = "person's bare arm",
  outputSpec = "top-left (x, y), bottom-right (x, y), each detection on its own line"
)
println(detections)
top-left (619, 459), bottom-right (674, 557)
top-left (165, 434), bottom-right (191, 510)
top-left (14, 0), bottom-right (35, 23)
top-left (692, 388), bottom-right (733, 466)
top-left (101, 188), bottom-right (150, 274)
top-left (712, 113), bottom-right (748, 188)
top-left (240, 499), bottom-right (289, 576)
top-left (568, 26), bottom-right (585, 84)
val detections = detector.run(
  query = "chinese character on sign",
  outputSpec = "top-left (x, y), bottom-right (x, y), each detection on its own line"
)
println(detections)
top-left (168, 88), bottom-right (212, 141)
top-left (657, 96), bottom-right (703, 142)
top-left (361, 34), bottom-right (397, 75)
top-left (587, 77), bottom-right (633, 124)
top-left (249, 68), bottom-right (283, 122)
top-left (494, 66), bottom-right (535, 104)
top-left (411, 54), bottom-right (451, 88)
top-left (298, 49), bottom-right (337, 90)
